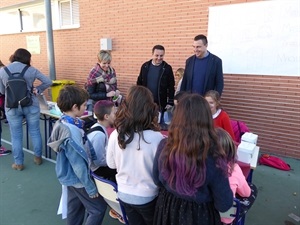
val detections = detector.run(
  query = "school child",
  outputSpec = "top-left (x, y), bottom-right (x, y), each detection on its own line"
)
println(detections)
top-left (204, 90), bottom-right (235, 140)
top-left (216, 128), bottom-right (257, 224)
top-left (106, 85), bottom-right (164, 225)
top-left (153, 94), bottom-right (233, 225)
top-left (87, 100), bottom-right (117, 180)
top-left (175, 68), bottom-right (184, 95)
top-left (87, 100), bottom-right (125, 223)
top-left (47, 85), bottom-right (107, 225)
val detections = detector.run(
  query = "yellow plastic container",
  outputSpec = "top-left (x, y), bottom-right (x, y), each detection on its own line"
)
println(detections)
top-left (51, 80), bottom-right (75, 102)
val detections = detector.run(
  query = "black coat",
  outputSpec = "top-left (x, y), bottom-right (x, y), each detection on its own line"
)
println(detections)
top-left (137, 60), bottom-right (175, 111)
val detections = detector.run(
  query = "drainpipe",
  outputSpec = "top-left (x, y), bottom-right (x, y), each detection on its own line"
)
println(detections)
top-left (44, 0), bottom-right (56, 80)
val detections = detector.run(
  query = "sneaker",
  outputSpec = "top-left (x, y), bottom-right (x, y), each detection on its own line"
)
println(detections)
top-left (109, 209), bottom-right (125, 224)
top-left (0, 146), bottom-right (12, 156)
top-left (34, 156), bottom-right (43, 165)
top-left (12, 163), bottom-right (24, 171)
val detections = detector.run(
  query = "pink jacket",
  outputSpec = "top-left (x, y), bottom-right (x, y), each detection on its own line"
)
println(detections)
top-left (221, 163), bottom-right (251, 224)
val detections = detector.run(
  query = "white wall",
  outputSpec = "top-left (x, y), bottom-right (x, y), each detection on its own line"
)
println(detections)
top-left (208, 0), bottom-right (300, 76)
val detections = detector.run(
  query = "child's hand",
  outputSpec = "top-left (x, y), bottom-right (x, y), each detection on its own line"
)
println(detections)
top-left (89, 193), bottom-right (99, 198)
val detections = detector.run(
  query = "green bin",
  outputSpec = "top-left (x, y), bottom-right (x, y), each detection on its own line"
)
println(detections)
top-left (51, 80), bottom-right (75, 102)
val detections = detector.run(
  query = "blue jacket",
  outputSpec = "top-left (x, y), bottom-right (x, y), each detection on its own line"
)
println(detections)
top-left (47, 120), bottom-right (98, 197)
top-left (180, 52), bottom-right (224, 96)
top-left (153, 139), bottom-right (233, 212)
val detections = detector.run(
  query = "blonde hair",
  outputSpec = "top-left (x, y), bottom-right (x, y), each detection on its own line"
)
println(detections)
top-left (97, 50), bottom-right (112, 62)
top-left (175, 68), bottom-right (184, 79)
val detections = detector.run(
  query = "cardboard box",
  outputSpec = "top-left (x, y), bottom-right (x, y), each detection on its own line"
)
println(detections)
top-left (237, 141), bottom-right (256, 163)
top-left (241, 132), bottom-right (258, 144)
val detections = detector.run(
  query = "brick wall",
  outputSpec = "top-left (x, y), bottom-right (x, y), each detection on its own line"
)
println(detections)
top-left (1, 0), bottom-right (299, 158)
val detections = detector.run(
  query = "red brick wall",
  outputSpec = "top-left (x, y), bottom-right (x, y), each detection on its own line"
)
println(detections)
top-left (1, 0), bottom-right (299, 158)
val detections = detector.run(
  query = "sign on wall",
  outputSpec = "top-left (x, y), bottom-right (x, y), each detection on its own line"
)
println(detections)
top-left (208, 0), bottom-right (300, 76)
top-left (26, 36), bottom-right (41, 54)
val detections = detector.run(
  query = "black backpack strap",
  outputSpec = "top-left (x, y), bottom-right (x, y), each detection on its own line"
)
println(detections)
top-left (19, 66), bottom-right (30, 77)
top-left (83, 125), bottom-right (105, 144)
top-left (86, 126), bottom-right (105, 135)
top-left (3, 67), bottom-right (12, 76)
top-left (3, 65), bottom-right (29, 77)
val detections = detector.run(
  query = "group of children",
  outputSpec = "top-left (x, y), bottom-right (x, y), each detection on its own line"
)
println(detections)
top-left (46, 82), bottom-right (256, 225)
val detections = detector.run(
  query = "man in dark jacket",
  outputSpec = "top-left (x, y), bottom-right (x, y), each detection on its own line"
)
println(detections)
top-left (137, 45), bottom-right (175, 124)
top-left (180, 34), bottom-right (224, 96)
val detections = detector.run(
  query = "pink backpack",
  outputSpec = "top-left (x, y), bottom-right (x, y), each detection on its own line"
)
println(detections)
top-left (259, 154), bottom-right (291, 171)
top-left (230, 120), bottom-right (250, 143)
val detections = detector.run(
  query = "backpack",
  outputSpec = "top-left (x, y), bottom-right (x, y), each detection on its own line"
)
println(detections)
top-left (230, 120), bottom-right (250, 143)
top-left (83, 125), bottom-right (105, 145)
top-left (86, 125), bottom-right (105, 135)
top-left (259, 154), bottom-right (291, 171)
top-left (3, 66), bottom-right (32, 108)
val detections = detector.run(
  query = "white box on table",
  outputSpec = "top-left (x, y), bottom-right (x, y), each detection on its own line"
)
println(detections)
top-left (241, 132), bottom-right (258, 144)
top-left (237, 141), bottom-right (256, 164)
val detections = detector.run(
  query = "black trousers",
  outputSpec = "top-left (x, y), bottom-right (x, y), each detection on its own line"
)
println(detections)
top-left (120, 198), bottom-right (157, 225)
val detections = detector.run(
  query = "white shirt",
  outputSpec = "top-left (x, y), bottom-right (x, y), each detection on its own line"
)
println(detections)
top-left (107, 129), bottom-right (164, 198)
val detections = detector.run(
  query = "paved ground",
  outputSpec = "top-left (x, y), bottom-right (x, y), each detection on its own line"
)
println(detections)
top-left (1, 120), bottom-right (299, 225)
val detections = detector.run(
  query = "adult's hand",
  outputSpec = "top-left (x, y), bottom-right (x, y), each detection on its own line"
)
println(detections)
top-left (107, 90), bottom-right (116, 97)
top-left (115, 90), bottom-right (120, 96)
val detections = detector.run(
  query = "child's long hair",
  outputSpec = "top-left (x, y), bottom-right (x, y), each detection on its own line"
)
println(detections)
top-left (159, 94), bottom-right (227, 196)
top-left (115, 85), bottom-right (160, 149)
top-left (216, 128), bottom-right (237, 175)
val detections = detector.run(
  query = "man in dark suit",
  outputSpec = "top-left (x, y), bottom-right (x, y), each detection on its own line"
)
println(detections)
top-left (180, 34), bottom-right (224, 96)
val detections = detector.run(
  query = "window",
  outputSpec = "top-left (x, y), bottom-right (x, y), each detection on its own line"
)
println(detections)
top-left (59, 0), bottom-right (79, 27)
top-left (21, 4), bottom-right (46, 31)
top-left (0, 0), bottom-right (79, 35)
top-left (0, 10), bottom-right (21, 34)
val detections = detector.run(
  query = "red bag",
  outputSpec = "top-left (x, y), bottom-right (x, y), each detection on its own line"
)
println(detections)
top-left (259, 154), bottom-right (291, 171)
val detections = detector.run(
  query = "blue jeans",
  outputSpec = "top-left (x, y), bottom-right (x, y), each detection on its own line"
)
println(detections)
top-left (6, 105), bottom-right (42, 165)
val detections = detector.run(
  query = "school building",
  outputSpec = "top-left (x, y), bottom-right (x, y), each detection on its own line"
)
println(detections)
top-left (0, 0), bottom-right (299, 158)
